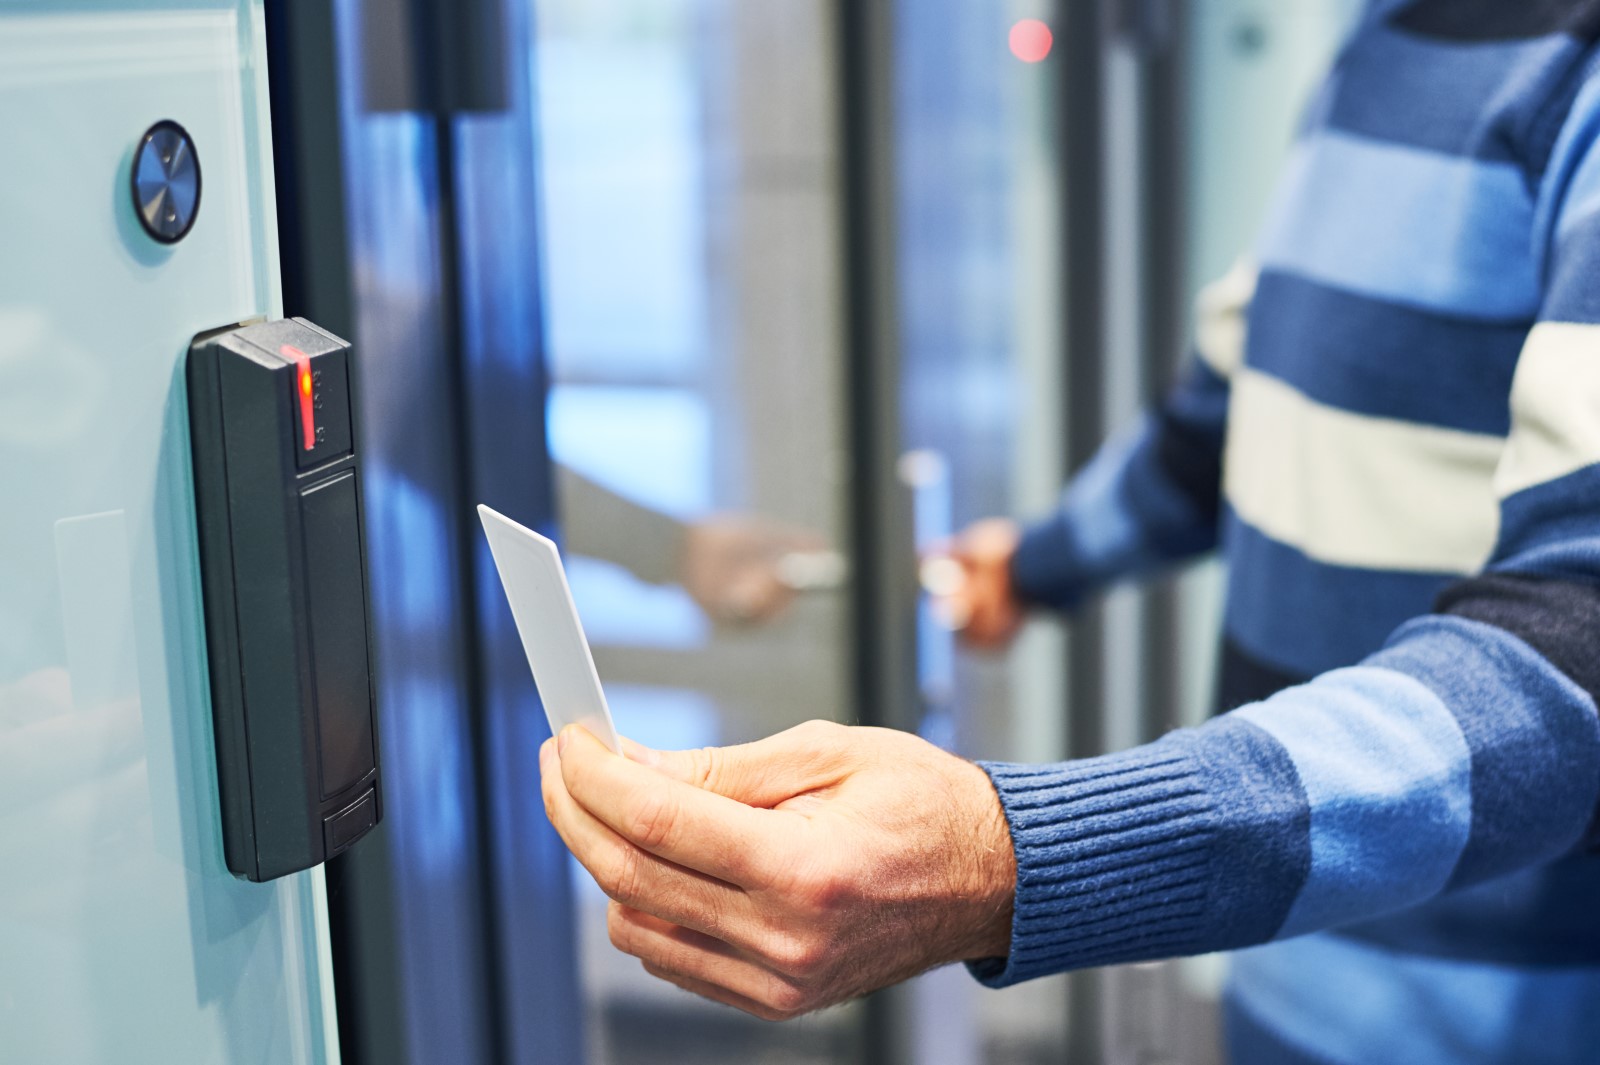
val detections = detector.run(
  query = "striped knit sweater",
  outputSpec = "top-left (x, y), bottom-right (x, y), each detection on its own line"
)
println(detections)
top-left (970, 3), bottom-right (1600, 1062)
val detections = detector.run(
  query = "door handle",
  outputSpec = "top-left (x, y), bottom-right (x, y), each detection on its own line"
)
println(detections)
top-left (898, 449), bottom-right (958, 740)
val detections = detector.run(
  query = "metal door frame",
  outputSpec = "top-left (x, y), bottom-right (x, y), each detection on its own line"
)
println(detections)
top-left (266, 2), bottom-right (586, 1062)
top-left (834, 1), bottom-right (1193, 1062)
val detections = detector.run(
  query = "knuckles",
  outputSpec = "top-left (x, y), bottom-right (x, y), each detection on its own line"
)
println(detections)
top-left (778, 852), bottom-right (854, 923)
top-left (683, 746), bottom-right (717, 790)
top-left (626, 783), bottom-right (679, 850)
top-left (595, 841), bottom-right (647, 905)
top-left (606, 904), bottom-right (641, 957)
top-left (791, 718), bottom-right (845, 746)
top-left (761, 977), bottom-right (816, 1018)
top-left (762, 931), bottom-right (830, 981)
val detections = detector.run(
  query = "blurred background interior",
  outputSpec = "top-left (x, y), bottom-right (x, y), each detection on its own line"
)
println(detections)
top-left (290, 0), bottom-right (1361, 1063)
top-left (0, 0), bottom-right (1362, 1063)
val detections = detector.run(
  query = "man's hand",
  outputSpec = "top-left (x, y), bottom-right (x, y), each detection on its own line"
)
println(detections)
top-left (540, 720), bottom-right (1016, 1020)
top-left (940, 518), bottom-right (1025, 650)
top-left (680, 515), bottom-right (828, 625)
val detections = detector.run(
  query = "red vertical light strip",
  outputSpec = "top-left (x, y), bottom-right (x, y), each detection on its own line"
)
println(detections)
top-left (282, 344), bottom-right (316, 451)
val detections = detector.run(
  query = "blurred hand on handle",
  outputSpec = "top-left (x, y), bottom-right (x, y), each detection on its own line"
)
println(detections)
top-left (540, 721), bottom-right (1015, 1020)
top-left (926, 517), bottom-right (1025, 650)
top-left (681, 516), bottom-right (843, 625)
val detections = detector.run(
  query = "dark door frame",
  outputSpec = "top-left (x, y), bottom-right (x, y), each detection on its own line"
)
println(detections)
top-left (265, 2), bottom-right (586, 1063)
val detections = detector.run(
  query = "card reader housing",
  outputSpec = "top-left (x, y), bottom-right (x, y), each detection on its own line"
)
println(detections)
top-left (187, 318), bottom-right (381, 882)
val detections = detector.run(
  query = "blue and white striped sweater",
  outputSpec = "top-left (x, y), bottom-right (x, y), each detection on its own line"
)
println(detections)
top-left (976, 3), bottom-right (1600, 1062)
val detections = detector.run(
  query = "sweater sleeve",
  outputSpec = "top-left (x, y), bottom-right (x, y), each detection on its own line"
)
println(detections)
top-left (972, 79), bottom-right (1600, 987)
top-left (1010, 262), bottom-right (1253, 609)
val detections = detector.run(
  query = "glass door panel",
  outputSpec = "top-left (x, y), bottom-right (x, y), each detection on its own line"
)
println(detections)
top-left (888, 1), bottom-right (1071, 1061)
top-left (0, 4), bottom-right (338, 1062)
top-left (533, 1), bottom-right (856, 1061)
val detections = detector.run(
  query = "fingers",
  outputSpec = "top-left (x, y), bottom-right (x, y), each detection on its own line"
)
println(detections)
top-left (619, 720), bottom-right (854, 809)
top-left (962, 587), bottom-right (1022, 649)
top-left (941, 518), bottom-right (1023, 649)
top-left (558, 726), bottom-right (796, 887)
top-left (609, 904), bottom-right (816, 1020)
top-left (620, 734), bottom-right (668, 770)
top-left (540, 740), bottom-right (757, 941)
top-left (642, 961), bottom-right (795, 1022)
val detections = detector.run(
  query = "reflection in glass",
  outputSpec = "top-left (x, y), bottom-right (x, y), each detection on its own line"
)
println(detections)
top-left (0, 6), bottom-right (333, 1061)
top-left (890, 1), bottom-right (1072, 1061)
top-left (535, 0), bottom-right (854, 1061)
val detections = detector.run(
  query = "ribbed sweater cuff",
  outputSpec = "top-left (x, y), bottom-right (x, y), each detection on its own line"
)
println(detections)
top-left (967, 742), bottom-right (1217, 988)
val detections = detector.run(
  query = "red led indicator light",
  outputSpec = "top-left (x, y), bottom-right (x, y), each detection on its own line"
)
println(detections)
top-left (1009, 18), bottom-right (1053, 63)
top-left (282, 344), bottom-right (316, 452)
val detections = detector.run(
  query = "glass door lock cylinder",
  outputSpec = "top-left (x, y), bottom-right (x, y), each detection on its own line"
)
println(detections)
top-left (187, 318), bottom-right (381, 882)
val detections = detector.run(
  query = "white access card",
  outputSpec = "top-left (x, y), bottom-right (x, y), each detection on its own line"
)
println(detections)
top-left (477, 504), bottom-right (622, 754)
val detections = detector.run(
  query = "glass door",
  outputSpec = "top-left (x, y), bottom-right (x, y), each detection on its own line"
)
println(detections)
top-left (881, 2), bottom-right (1362, 1063)
top-left (267, 1), bottom-right (588, 1062)
top-left (0, 3), bottom-right (340, 1061)
top-left (885, 1), bottom-right (1071, 1061)
top-left (533, 1), bottom-right (858, 1061)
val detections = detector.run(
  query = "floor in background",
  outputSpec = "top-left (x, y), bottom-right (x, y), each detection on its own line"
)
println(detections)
top-left (602, 1002), bottom-right (849, 1065)
top-left (601, 1002), bottom-right (1065, 1065)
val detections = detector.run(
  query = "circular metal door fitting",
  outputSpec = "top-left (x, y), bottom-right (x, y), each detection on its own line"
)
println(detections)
top-left (131, 120), bottom-right (201, 244)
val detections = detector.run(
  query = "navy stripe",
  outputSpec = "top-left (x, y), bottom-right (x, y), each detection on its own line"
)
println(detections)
top-left (1389, 0), bottom-right (1600, 43)
top-left (1437, 573), bottom-right (1600, 705)
top-left (1245, 270), bottom-right (1524, 435)
top-left (1011, 411), bottom-right (1223, 611)
top-left (1216, 636), bottom-right (1308, 714)
top-left (1323, 20), bottom-right (1575, 162)
top-left (1223, 509), bottom-right (1451, 676)
top-left (1369, 615), bottom-right (1600, 887)
top-left (1184, 717), bottom-right (1311, 949)
top-left (1151, 358), bottom-right (1228, 528)
top-left (1494, 464), bottom-right (1600, 580)
top-left (1343, 854), bottom-right (1600, 966)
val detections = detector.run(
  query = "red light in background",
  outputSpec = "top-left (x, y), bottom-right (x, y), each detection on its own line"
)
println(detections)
top-left (1009, 18), bottom-right (1053, 63)
top-left (281, 344), bottom-right (316, 452)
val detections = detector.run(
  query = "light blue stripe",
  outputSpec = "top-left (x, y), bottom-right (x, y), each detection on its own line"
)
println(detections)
top-left (1256, 131), bottom-right (1539, 320)
top-left (1234, 665), bottom-right (1472, 936)
top-left (1540, 72), bottom-right (1600, 260)
top-left (1229, 932), bottom-right (1600, 1065)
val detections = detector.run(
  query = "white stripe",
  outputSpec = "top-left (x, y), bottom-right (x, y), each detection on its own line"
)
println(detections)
top-left (1193, 259), bottom-right (1257, 379)
top-left (1494, 322), bottom-right (1600, 498)
top-left (1224, 368), bottom-right (1502, 573)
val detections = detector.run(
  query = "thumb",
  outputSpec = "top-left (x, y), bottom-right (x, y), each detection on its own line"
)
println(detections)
top-left (619, 720), bottom-right (852, 809)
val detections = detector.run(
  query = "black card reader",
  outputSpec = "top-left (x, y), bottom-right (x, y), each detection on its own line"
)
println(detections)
top-left (187, 318), bottom-right (381, 882)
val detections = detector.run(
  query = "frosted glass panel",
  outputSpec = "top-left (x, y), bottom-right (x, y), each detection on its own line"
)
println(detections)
top-left (0, 6), bottom-right (338, 1063)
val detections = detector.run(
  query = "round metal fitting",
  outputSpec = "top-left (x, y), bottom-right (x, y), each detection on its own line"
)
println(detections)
top-left (131, 119), bottom-right (202, 244)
